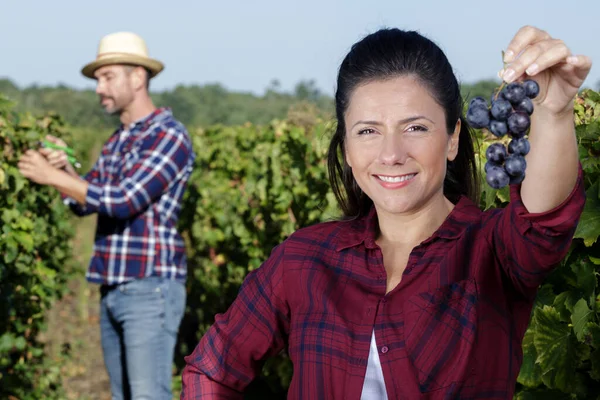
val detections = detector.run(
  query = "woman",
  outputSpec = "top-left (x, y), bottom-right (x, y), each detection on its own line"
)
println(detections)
top-left (181, 25), bottom-right (590, 399)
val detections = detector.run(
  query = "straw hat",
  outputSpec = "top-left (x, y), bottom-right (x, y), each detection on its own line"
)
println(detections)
top-left (81, 32), bottom-right (164, 79)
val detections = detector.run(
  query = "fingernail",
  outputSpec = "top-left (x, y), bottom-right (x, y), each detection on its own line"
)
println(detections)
top-left (503, 68), bottom-right (515, 82)
top-left (526, 64), bottom-right (538, 75)
top-left (498, 69), bottom-right (505, 79)
top-left (567, 56), bottom-right (578, 64)
top-left (504, 50), bottom-right (514, 62)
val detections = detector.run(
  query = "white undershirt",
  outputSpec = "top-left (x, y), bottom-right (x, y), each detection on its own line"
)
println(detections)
top-left (360, 330), bottom-right (388, 399)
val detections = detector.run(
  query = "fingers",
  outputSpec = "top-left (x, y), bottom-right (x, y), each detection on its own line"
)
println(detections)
top-left (501, 39), bottom-right (571, 83)
top-left (19, 150), bottom-right (52, 168)
top-left (504, 25), bottom-right (552, 63)
top-left (41, 149), bottom-right (68, 167)
top-left (566, 54), bottom-right (593, 80)
top-left (39, 148), bottom-right (53, 157)
top-left (45, 134), bottom-right (67, 147)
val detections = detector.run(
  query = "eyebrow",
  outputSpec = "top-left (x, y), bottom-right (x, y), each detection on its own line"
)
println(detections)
top-left (351, 115), bottom-right (434, 130)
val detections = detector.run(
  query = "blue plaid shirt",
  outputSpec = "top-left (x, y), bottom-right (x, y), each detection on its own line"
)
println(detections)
top-left (63, 108), bottom-right (195, 285)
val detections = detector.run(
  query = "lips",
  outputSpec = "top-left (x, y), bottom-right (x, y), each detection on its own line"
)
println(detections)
top-left (375, 173), bottom-right (416, 183)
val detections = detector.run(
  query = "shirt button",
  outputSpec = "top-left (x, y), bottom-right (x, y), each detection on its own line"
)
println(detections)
top-left (381, 297), bottom-right (387, 303)
top-left (381, 346), bottom-right (389, 354)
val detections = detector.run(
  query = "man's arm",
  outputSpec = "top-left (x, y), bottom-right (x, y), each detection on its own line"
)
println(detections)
top-left (48, 169), bottom-right (89, 205)
top-left (75, 127), bottom-right (192, 219)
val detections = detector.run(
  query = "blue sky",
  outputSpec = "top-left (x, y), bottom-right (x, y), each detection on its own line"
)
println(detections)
top-left (1, 0), bottom-right (597, 95)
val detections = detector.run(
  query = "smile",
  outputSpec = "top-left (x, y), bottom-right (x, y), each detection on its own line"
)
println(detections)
top-left (375, 173), bottom-right (416, 183)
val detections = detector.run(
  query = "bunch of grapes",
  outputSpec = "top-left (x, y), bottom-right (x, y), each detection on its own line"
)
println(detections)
top-left (466, 79), bottom-right (539, 189)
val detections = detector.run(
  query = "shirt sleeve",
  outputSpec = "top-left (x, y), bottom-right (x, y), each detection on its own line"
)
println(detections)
top-left (81, 127), bottom-right (192, 219)
top-left (489, 162), bottom-right (586, 297)
top-left (181, 242), bottom-right (290, 399)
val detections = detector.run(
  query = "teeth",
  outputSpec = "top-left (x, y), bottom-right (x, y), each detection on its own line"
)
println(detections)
top-left (378, 174), bottom-right (415, 183)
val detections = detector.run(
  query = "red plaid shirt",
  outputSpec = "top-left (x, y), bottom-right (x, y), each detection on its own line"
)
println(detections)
top-left (181, 165), bottom-right (585, 399)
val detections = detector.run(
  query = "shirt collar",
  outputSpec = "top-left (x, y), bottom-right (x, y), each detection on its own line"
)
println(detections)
top-left (334, 195), bottom-right (482, 252)
top-left (125, 107), bottom-right (172, 131)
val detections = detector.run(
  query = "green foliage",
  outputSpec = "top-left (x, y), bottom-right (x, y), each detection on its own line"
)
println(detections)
top-left (176, 117), bottom-right (338, 397)
top-left (0, 77), bottom-right (506, 134)
top-left (0, 78), bottom-right (334, 130)
top-left (510, 89), bottom-right (600, 398)
top-left (0, 96), bottom-right (76, 399)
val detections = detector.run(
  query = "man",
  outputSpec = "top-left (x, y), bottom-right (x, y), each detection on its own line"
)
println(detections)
top-left (18, 31), bottom-right (195, 399)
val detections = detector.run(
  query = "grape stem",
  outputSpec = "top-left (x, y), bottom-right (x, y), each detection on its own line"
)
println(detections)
top-left (494, 51), bottom-right (509, 101)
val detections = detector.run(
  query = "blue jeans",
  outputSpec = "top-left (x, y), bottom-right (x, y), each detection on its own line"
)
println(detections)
top-left (99, 277), bottom-right (186, 400)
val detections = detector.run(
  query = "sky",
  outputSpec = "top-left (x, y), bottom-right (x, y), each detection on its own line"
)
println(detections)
top-left (1, 0), bottom-right (598, 96)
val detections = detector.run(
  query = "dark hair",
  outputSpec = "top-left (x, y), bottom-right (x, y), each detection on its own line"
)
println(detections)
top-left (327, 28), bottom-right (480, 219)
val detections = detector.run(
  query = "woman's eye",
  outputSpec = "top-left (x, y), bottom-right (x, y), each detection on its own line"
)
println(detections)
top-left (358, 128), bottom-right (376, 135)
top-left (407, 125), bottom-right (427, 132)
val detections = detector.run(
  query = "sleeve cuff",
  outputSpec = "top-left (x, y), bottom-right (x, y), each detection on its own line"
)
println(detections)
top-left (85, 182), bottom-right (103, 211)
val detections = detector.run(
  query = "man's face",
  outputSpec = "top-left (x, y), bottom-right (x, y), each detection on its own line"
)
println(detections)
top-left (94, 65), bottom-right (135, 115)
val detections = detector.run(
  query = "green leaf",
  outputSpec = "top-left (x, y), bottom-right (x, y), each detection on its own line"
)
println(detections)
top-left (535, 284), bottom-right (556, 309)
top-left (13, 336), bottom-right (26, 351)
top-left (554, 291), bottom-right (579, 322)
top-left (571, 257), bottom-right (597, 304)
top-left (517, 327), bottom-right (543, 387)
top-left (533, 306), bottom-right (579, 391)
top-left (13, 231), bottom-right (34, 252)
top-left (574, 181), bottom-right (600, 247)
top-left (572, 298), bottom-right (595, 342)
top-left (584, 322), bottom-right (600, 348)
top-left (0, 333), bottom-right (14, 352)
top-left (497, 185), bottom-right (510, 204)
top-left (4, 237), bottom-right (18, 263)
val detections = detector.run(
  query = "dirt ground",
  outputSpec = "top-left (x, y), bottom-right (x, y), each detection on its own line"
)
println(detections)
top-left (43, 213), bottom-right (112, 400)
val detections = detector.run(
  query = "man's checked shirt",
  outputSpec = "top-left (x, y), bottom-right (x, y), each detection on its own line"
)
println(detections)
top-left (181, 165), bottom-right (585, 399)
top-left (64, 107), bottom-right (195, 285)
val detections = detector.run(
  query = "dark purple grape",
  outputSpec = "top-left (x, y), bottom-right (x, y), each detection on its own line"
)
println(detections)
top-left (523, 79), bottom-right (540, 99)
top-left (504, 154), bottom-right (527, 176)
top-left (486, 165), bottom-right (510, 189)
top-left (491, 99), bottom-right (512, 121)
top-left (515, 97), bottom-right (534, 115)
top-left (508, 137), bottom-right (530, 155)
top-left (466, 105), bottom-right (490, 129)
top-left (485, 161), bottom-right (501, 173)
top-left (507, 111), bottom-right (530, 134)
top-left (486, 143), bottom-right (507, 164)
top-left (469, 96), bottom-right (488, 109)
top-left (510, 130), bottom-right (527, 139)
top-left (509, 172), bottom-right (526, 185)
top-left (502, 82), bottom-right (526, 105)
top-left (489, 120), bottom-right (508, 137)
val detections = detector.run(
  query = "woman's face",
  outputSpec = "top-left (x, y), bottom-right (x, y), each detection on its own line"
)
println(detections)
top-left (344, 75), bottom-right (460, 217)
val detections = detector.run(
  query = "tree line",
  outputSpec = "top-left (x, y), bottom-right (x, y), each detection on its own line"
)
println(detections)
top-left (0, 77), bottom-right (506, 130)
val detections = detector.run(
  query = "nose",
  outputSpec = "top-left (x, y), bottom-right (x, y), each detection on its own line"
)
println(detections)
top-left (95, 80), bottom-right (104, 95)
top-left (377, 132), bottom-right (408, 165)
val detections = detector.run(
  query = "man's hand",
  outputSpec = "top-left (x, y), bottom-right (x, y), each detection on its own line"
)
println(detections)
top-left (39, 135), bottom-right (78, 176)
top-left (18, 149), bottom-right (59, 185)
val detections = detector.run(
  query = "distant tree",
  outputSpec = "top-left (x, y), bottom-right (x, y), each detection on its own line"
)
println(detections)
top-left (460, 79), bottom-right (501, 102)
top-left (294, 79), bottom-right (322, 103)
top-left (0, 77), bottom-right (507, 130)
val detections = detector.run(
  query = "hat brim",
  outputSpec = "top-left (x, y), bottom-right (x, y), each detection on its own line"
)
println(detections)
top-left (81, 54), bottom-right (164, 79)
